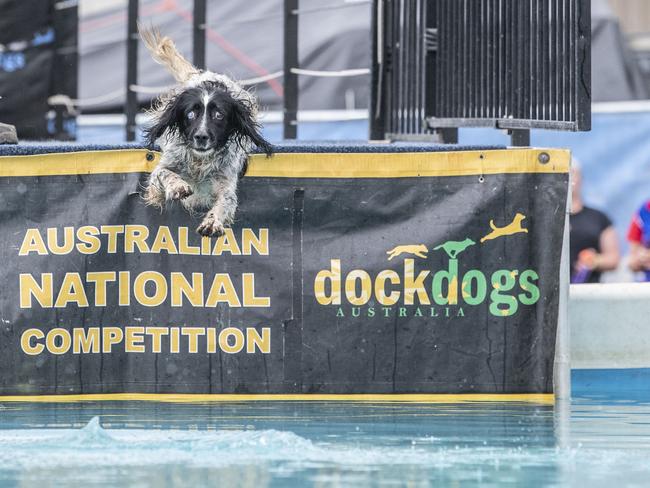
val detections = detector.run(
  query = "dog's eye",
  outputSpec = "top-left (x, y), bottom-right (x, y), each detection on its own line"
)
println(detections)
top-left (187, 111), bottom-right (196, 120)
top-left (211, 110), bottom-right (224, 120)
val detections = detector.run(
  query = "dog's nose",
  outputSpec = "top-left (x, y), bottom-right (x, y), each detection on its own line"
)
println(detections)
top-left (194, 134), bottom-right (209, 147)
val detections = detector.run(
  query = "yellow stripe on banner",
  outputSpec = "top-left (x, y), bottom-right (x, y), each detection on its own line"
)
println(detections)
top-left (0, 148), bottom-right (569, 178)
top-left (0, 393), bottom-right (555, 404)
top-left (0, 149), bottom-right (159, 177)
top-left (246, 149), bottom-right (570, 178)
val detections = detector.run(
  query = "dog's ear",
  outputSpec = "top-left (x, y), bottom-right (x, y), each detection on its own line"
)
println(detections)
top-left (143, 94), bottom-right (184, 148)
top-left (229, 98), bottom-right (274, 157)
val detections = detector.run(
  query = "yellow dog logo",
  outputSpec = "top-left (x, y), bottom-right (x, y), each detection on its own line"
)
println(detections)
top-left (386, 244), bottom-right (428, 260)
top-left (480, 213), bottom-right (528, 243)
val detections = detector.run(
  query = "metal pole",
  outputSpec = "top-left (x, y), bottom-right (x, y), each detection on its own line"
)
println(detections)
top-left (52, 0), bottom-right (78, 140)
top-left (554, 160), bottom-right (572, 401)
top-left (193, 0), bottom-right (206, 70)
top-left (509, 129), bottom-right (530, 146)
top-left (576, 0), bottom-right (591, 131)
top-left (439, 128), bottom-right (458, 144)
top-left (370, 0), bottom-right (386, 140)
top-left (125, 0), bottom-right (139, 142)
top-left (283, 0), bottom-right (298, 139)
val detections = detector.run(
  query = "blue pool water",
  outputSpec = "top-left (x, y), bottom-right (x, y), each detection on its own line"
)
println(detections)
top-left (1, 394), bottom-right (650, 487)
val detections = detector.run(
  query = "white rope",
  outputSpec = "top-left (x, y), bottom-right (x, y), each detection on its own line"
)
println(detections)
top-left (239, 70), bottom-right (284, 86)
top-left (46, 66), bottom-right (369, 110)
top-left (132, 73), bottom-right (285, 92)
top-left (290, 67), bottom-right (370, 77)
top-left (292, 0), bottom-right (370, 15)
top-left (47, 95), bottom-right (76, 114)
top-left (129, 84), bottom-right (174, 94)
top-left (48, 89), bottom-right (123, 109)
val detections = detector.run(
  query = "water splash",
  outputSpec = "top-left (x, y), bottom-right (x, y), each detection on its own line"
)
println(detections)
top-left (66, 416), bottom-right (115, 444)
top-left (1, 400), bottom-right (650, 486)
top-left (0, 424), bottom-right (632, 471)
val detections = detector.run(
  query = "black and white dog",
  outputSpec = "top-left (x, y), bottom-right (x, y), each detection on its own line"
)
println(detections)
top-left (139, 26), bottom-right (273, 237)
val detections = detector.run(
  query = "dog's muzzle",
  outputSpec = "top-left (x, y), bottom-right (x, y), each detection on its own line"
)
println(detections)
top-left (193, 134), bottom-right (211, 151)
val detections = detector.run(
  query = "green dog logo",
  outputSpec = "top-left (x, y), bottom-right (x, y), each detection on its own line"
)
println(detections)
top-left (433, 238), bottom-right (476, 259)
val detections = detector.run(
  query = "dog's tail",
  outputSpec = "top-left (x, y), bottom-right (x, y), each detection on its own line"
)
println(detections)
top-left (138, 23), bottom-right (200, 83)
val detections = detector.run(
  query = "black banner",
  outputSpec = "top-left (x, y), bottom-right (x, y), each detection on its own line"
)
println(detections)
top-left (0, 0), bottom-right (77, 140)
top-left (0, 0), bottom-right (52, 45)
top-left (0, 148), bottom-right (569, 396)
top-left (0, 44), bottom-right (53, 138)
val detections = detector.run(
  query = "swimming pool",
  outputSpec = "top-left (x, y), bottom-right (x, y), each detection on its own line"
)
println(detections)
top-left (1, 390), bottom-right (649, 487)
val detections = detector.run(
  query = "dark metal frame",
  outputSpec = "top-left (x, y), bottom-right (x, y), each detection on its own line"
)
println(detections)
top-left (283, 0), bottom-right (299, 139)
top-left (124, 0), bottom-right (296, 141)
top-left (126, 0), bottom-right (209, 141)
top-left (193, 0), bottom-right (206, 70)
top-left (125, 0), bottom-right (139, 142)
top-left (370, 0), bottom-right (592, 145)
top-left (52, 0), bottom-right (79, 140)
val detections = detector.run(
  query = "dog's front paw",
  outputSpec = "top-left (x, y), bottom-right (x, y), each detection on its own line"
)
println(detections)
top-left (166, 181), bottom-right (194, 201)
top-left (197, 215), bottom-right (225, 237)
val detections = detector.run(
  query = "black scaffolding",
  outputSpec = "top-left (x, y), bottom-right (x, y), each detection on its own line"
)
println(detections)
top-left (370, 0), bottom-right (592, 145)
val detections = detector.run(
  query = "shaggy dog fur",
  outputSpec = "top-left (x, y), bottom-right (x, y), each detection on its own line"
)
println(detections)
top-left (139, 25), bottom-right (273, 237)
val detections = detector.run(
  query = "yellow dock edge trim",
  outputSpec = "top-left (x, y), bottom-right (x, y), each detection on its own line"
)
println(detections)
top-left (0, 393), bottom-right (555, 404)
top-left (0, 148), bottom-right (570, 178)
top-left (0, 149), bottom-right (160, 177)
top-left (247, 149), bottom-right (570, 178)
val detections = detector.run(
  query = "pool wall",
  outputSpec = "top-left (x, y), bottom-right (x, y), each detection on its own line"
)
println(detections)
top-left (570, 282), bottom-right (650, 369)
top-left (570, 282), bottom-right (650, 396)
